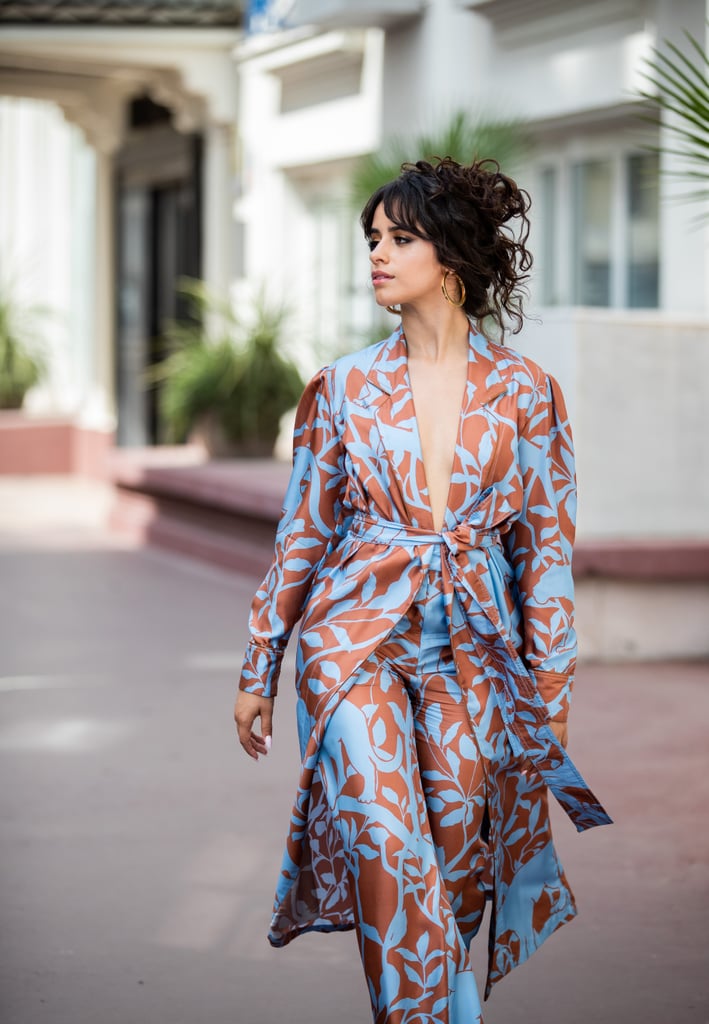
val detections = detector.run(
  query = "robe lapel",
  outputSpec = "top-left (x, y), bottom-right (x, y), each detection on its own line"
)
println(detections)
top-left (445, 332), bottom-right (508, 528)
top-left (365, 327), bottom-right (433, 528)
top-left (365, 327), bottom-right (510, 530)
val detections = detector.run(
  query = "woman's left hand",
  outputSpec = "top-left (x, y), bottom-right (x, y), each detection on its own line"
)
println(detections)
top-left (549, 721), bottom-right (568, 748)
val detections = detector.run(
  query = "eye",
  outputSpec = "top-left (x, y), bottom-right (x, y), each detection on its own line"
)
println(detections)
top-left (393, 235), bottom-right (411, 246)
top-left (367, 238), bottom-right (380, 252)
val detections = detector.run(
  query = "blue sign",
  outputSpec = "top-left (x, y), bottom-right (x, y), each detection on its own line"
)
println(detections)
top-left (247, 0), bottom-right (295, 33)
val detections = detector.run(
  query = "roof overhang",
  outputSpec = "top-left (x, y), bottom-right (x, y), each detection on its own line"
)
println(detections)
top-left (0, 0), bottom-right (244, 27)
top-left (0, 26), bottom-right (242, 150)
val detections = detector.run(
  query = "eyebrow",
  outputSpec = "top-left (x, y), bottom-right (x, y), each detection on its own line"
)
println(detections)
top-left (369, 222), bottom-right (416, 236)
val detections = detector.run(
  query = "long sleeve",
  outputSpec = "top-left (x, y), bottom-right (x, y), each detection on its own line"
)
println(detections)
top-left (505, 371), bottom-right (577, 723)
top-left (238, 367), bottom-right (347, 697)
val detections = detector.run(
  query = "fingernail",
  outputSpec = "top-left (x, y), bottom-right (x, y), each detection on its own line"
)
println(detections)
top-left (265, 735), bottom-right (272, 753)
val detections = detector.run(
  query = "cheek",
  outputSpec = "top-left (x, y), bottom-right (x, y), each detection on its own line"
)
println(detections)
top-left (421, 247), bottom-right (444, 277)
top-left (422, 256), bottom-right (444, 284)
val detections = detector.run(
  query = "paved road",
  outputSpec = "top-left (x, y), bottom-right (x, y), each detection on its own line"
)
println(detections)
top-left (1, 478), bottom-right (707, 1024)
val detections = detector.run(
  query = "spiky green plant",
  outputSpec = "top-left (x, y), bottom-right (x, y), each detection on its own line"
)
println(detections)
top-left (350, 110), bottom-right (529, 209)
top-left (150, 280), bottom-right (303, 455)
top-left (0, 287), bottom-right (48, 409)
top-left (637, 25), bottom-right (709, 209)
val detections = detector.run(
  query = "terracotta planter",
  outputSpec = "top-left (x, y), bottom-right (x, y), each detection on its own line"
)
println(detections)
top-left (190, 413), bottom-right (276, 459)
top-left (0, 392), bottom-right (26, 411)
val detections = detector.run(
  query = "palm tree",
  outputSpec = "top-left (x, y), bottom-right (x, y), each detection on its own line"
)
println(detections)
top-left (350, 110), bottom-right (529, 209)
top-left (637, 25), bottom-right (709, 211)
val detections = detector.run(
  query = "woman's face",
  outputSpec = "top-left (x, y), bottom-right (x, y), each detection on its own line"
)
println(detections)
top-left (368, 204), bottom-right (445, 311)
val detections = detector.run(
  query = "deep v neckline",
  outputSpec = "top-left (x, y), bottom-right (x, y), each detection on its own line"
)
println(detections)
top-left (404, 341), bottom-right (472, 533)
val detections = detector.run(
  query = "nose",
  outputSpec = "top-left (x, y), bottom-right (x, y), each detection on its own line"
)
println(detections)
top-left (370, 240), bottom-right (387, 263)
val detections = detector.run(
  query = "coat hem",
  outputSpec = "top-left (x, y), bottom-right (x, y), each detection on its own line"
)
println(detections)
top-left (268, 920), bottom-right (356, 948)
top-left (484, 892), bottom-right (578, 1000)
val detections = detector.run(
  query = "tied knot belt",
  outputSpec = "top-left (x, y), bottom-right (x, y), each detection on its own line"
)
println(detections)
top-left (349, 511), bottom-right (509, 557)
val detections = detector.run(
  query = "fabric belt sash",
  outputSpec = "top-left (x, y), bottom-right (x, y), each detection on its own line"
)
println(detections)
top-left (350, 512), bottom-right (503, 554)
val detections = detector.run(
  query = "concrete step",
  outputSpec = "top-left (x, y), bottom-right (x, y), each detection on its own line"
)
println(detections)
top-left (108, 446), bottom-right (290, 580)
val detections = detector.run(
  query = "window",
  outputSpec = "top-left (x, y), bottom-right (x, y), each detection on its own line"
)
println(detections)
top-left (537, 148), bottom-right (659, 309)
top-left (539, 167), bottom-right (558, 306)
top-left (626, 152), bottom-right (659, 308)
top-left (572, 159), bottom-right (613, 306)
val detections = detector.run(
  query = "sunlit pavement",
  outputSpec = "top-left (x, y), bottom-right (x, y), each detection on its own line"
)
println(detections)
top-left (1, 477), bottom-right (707, 1024)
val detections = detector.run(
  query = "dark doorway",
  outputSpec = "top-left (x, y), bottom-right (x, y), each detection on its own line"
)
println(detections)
top-left (115, 98), bottom-right (202, 446)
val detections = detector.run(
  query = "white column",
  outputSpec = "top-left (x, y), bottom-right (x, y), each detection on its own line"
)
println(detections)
top-left (89, 147), bottom-right (117, 428)
top-left (80, 82), bottom-right (127, 431)
top-left (202, 122), bottom-right (236, 299)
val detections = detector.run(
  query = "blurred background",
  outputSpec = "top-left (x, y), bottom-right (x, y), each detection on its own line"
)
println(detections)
top-left (1, 2), bottom-right (708, 1022)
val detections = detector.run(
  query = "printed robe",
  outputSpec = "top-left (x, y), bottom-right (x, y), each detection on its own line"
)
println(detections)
top-left (239, 326), bottom-right (611, 993)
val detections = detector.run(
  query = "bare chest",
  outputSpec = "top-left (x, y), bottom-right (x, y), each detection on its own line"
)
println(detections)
top-left (407, 358), bottom-right (468, 530)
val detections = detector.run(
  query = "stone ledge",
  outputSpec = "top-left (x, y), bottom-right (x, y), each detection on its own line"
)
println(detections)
top-left (0, 412), bottom-right (114, 477)
top-left (108, 447), bottom-right (289, 580)
top-left (109, 446), bottom-right (289, 520)
top-left (573, 538), bottom-right (709, 582)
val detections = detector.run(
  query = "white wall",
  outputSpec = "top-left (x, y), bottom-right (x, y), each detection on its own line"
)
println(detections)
top-left (0, 97), bottom-right (100, 422)
top-left (514, 308), bottom-right (709, 540)
top-left (493, 20), bottom-right (653, 121)
top-left (381, 0), bottom-right (489, 134)
top-left (576, 577), bottom-right (709, 660)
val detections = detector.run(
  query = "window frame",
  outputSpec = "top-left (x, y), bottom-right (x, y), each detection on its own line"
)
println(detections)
top-left (533, 133), bottom-right (660, 310)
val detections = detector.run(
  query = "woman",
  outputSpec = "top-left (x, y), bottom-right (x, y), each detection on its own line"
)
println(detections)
top-left (234, 157), bottom-right (611, 1024)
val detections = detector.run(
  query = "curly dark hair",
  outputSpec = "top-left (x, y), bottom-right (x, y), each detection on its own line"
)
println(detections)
top-left (360, 157), bottom-right (532, 336)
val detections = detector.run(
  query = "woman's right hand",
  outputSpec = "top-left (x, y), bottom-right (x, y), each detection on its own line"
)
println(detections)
top-left (234, 691), bottom-right (274, 761)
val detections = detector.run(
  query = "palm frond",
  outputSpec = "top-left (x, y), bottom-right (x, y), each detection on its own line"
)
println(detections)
top-left (350, 110), bottom-right (529, 210)
top-left (637, 24), bottom-right (709, 215)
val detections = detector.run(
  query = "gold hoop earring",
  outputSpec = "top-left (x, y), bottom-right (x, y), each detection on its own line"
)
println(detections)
top-left (441, 271), bottom-right (466, 308)
top-left (386, 305), bottom-right (402, 315)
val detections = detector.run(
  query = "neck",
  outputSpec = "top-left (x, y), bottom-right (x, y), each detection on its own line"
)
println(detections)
top-left (399, 303), bottom-right (470, 362)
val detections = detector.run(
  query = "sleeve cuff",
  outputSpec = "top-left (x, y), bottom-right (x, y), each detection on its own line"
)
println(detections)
top-left (532, 669), bottom-right (574, 723)
top-left (238, 641), bottom-right (284, 698)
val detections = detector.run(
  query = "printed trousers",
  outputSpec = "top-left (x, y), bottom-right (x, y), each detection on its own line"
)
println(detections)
top-left (318, 549), bottom-right (489, 1024)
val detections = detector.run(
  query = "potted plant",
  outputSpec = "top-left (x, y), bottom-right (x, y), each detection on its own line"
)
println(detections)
top-left (0, 285), bottom-right (48, 410)
top-left (152, 281), bottom-right (304, 458)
